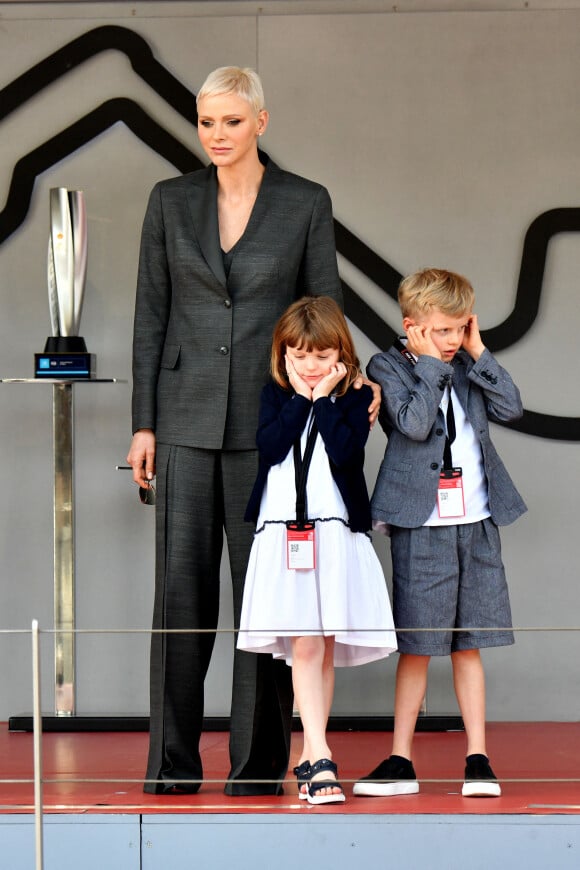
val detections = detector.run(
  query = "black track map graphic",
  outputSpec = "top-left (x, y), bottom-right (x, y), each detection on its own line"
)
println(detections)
top-left (1, 25), bottom-right (578, 440)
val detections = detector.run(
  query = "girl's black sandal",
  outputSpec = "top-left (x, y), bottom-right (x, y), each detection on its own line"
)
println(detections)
top-left (293, 759), bottom-right (311, 800)
top-left (307, 758), bottom-right (346, 805)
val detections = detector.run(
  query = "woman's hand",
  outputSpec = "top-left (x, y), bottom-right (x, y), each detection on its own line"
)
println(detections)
top-left (353, 374), bottom-right (381, 427)
top-left (127, 429), bottom-right (156, 488)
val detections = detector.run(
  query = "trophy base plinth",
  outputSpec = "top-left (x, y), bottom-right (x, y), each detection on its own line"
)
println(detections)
top-left (43, 335), bottom-right (88, 353)
top-left (36, 339), bottom-right (96, 379)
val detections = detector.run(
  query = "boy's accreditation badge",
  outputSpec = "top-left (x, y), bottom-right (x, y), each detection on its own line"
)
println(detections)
top-left (437, 468), bottom-right (465, 519)
top-left (286, 521), bottom-right (316, 570)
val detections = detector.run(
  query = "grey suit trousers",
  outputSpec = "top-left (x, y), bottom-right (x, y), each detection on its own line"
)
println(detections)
top-left (144, 444), bottom-right (293, 794)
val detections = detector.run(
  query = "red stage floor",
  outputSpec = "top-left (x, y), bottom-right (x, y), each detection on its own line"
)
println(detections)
top-left (1, 722), bottom-right (579, 816)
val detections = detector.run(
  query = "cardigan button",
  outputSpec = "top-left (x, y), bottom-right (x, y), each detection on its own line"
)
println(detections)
top-left (436, 428), bottom-right (444, 436)
top-left (430, 462), bottom-right (439, 470)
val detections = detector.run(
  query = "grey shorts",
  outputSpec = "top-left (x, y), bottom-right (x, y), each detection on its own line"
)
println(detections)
top-left (390, 518), bottom-right (514, 656)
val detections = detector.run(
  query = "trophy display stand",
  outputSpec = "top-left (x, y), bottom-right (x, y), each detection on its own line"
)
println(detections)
top-left (1, 376), bottom-right (149, 732)
top-left (3, 186), bottom-right (148, 731)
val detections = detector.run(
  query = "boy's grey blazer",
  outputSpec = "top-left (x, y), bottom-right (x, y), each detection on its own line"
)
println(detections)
top-left (367, 346), bottom-right (527, 528)
top-left (132, 156), bottom-right (342, 449)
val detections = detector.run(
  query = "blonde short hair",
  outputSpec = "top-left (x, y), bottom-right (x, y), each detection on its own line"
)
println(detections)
top-left (398, 268), bottom-right (475, 319)
top-left (271, 296), bottom-right (360, 397)
top-left (197, 66), bottom-right (265, 115)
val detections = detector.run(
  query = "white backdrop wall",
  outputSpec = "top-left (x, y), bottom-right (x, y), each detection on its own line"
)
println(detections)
top-left (0, 1), bottom-right (578, 723)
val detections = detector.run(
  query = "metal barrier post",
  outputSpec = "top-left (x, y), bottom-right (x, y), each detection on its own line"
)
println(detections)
top-left (32, 619), bottom-right (44, 870)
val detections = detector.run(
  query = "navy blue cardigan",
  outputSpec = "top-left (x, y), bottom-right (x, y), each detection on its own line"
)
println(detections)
top-left (245, 381), bottom-right (373, 533)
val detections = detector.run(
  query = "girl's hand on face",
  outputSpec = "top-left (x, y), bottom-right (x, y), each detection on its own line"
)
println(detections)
top-left (462, 313), bottom-right (486, 361)
top-left (285, 354), bottom-right (312, 400)
top-left (405, 323), bottom-right (441, 360)
top-left (312, 362), bottom-right (348, 401)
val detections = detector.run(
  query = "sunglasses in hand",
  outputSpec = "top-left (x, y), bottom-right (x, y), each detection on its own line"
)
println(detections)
top-left (117, 465), bottom-right (156, 506)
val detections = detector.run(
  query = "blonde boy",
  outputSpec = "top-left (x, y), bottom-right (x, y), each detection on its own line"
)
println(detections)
top-left (355, 269), bottom-right (526, 798)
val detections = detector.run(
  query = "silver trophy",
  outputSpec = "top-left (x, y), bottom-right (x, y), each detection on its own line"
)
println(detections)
top-left (38, 188), bottom-right (94, 376)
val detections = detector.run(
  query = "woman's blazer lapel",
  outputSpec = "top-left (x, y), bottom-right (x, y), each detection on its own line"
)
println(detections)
top-left (183, 154), bottom-right (281, 292)
top-left (184, 165), bottom-right (228, 289)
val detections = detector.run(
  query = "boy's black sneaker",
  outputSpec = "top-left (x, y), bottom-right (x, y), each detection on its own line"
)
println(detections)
top-left (462, 753), bottom-right (501, 797)
top-left (353, 754), bottom-right (419, 797)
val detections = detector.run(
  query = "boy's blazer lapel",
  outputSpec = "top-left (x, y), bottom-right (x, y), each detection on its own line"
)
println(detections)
top-left (391, 344), bottom-right (420, 387)
top-left (185, 166), bottom-right (228, 289)
top-left (450, 355), bottom-right (471, 413)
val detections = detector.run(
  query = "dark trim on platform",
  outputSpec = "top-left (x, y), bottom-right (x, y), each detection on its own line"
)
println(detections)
top-left (8, 714), bottom-right (464, 733)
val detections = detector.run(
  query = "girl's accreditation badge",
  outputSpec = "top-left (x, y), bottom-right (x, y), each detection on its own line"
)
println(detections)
top-left (286, 521), bottom-right (316, 570)
top-left (437, 468), bottom-right (466, 519)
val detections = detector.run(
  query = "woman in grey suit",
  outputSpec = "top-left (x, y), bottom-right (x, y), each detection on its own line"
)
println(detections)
top-left (127, 67), bottom-right (349, 795)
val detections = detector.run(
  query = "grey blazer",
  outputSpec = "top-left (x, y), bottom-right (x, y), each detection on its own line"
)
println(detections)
top-left (131, 156), bottom-right (342, 450)
top-left (367, 346), bottom-right (527, 528)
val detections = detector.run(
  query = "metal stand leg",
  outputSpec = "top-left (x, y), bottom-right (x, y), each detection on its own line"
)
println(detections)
top-left (53, 383), bottom-right (75, 716)
top-left (3, 376), bottom-right (131, 732)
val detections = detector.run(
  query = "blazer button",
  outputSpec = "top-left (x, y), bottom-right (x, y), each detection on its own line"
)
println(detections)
top-left (436, 428), bottom-right (444, 436)
top-left (430, 462), bottom-right (439, 470)
top-left (224, 299), bottom-right (232, 308)
top-left (219, 346), bottom-right (229, 355)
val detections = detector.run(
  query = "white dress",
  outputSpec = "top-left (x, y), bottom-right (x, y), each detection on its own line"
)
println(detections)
top-left (238, 417), bottom-right (397, 667)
